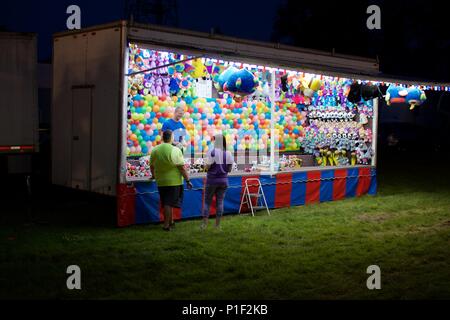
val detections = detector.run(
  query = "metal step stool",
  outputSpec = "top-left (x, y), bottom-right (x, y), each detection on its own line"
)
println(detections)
top-left (239, 178), bottom-right (270, 216)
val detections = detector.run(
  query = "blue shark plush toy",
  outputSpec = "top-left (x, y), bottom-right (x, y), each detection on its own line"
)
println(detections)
top-left (223, 68), bottom-right (259, 96)
top-left (405, 87), bottom-right (426, 110)
top-left (385, 84), bottom-right (408, 106)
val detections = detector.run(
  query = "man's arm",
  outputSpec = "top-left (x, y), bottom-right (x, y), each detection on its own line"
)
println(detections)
top-left (177, 165), bottom-right (192, 189)
top-left (150, 165), bottom-right (155, 180)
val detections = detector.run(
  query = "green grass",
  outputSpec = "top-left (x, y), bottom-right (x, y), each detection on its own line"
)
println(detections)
top-left (1, 156), bottom-right (450, 299)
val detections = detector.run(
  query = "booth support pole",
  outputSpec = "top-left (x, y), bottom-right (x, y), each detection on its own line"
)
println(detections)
top-left (119, 37), bottom-right (130, 185)
top-left (371, 97), bottom-right (379, 167)
top-left (270, 69), bottom-right (276, 174)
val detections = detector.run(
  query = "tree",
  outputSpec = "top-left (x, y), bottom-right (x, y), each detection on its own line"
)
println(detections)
top-left (271, 0), bottom-right (450, 81)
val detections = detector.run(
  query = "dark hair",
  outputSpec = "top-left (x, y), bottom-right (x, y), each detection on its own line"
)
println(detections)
top-left (214, 134), bottom-right (226, 150)
top-left (162, 130), bottom-right (173, 143)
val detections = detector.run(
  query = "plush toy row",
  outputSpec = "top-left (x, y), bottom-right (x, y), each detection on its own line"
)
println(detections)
top-left (301, 120), bottom-right (373, 165)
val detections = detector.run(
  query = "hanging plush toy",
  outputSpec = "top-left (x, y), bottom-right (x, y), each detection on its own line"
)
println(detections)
top-left (300, 76), bottom-right (322, 98)
top-left (191, 58), bottom-right (208, 79)
top-left (405, 87), bottom-right (427, 110)
top-left (215, 66), bottom-right (239, 92)
top-left (223, 68), bottom-right (259, 96)
top-left (280, 74), bottom-right (289, 92)
top-left (347, 82), bottom-right (361, 103)
top-left (361, 83), bottom-right (381, 101)
top-left (385, 84), bottom-right (408, 105)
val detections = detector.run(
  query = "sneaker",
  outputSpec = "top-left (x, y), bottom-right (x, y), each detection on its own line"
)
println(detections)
top-left (170, 222), bottom-right (175, 228)
top-left (163, 226), bottom-right (171, 232)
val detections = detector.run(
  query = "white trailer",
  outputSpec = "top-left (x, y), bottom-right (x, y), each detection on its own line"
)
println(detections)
top-left (0, 32), bottom-right (39, 174)
top-left (51, 20), bottom-right (380, 196)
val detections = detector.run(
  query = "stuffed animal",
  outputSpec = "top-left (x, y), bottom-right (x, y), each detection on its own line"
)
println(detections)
top-left (223, 68), bottom-right (259, 96)
top-left (169, 78), bottom-right (180, 95)
top-left (149, 53), bottom-right (157, 70)
top-left (163, 77), bottom-right (170, 96)
top-left (158, 56), bottom-right (168, 74)
top-left (405, 87), bottom-right (426, 110)
top-left (191, 58), bottom-right (208, 79)
top-left (385, 84), bottom-right (408, 105)
top-left (144, 75), bottom-right (156, 96)
top-left (361, 83), bottom-right (381, 101)
top-left (300, 76), bottom-right (322, 97)
top-left (155, 77), bottom-right (163, 96)
top-left (280, 74), bottom-right (289, 92)
top-left (215, 66), bottom-right (239, 92)
top-left (351, 151), bottom-right (357, 166)
top-left (347, 82), bottom-right (361, 103)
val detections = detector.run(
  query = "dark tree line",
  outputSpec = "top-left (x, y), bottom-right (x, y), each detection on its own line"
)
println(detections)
top-left (272, 0), bottom-right (450, 81)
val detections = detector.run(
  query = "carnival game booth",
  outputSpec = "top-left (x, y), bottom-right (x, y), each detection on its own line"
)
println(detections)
top-left (52, 21), bottom-right (404, 227)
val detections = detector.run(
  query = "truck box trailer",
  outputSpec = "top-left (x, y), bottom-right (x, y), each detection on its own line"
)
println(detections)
top-left (0, 32), bottom-right (39, 174)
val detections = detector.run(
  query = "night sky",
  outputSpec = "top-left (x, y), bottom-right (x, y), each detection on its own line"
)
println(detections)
top-left (1, 0), bottom-right (450, 81)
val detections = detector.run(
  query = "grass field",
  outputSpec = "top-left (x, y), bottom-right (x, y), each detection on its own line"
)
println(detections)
top-left (1, 153), bottom-right (450, 299)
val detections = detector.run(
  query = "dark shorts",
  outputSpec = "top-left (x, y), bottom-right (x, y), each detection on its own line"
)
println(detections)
top-left (158, 185), bottom-right (184, 208)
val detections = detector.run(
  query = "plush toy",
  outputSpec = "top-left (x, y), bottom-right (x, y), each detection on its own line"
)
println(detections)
top-left (155, 77), bottom-right (163, 96)
top-left (175, 63), bottom-right (185, 73)
top-left (149, 53), bottom-right (157, 70)
top-left (184, 62), bottom-right (195, 73)
top-left (361, 83), bottom-right (381, 101)
top-left (315, 150), bottom-right (323, 166)
top-left (326, 149), bottom-right (334, 166)
top-left (169, 78), bottom-right (180, 95)
top-left (204, 60), bottom-right (214, 75)
top-left (301, 76), bottom-right (322, 97)
top-left (351, 151), bottom-right (357, 166)
top-left (385, 84), bottom-right (408, 105)
top-left (347, 82), bottom-right (361, 103)
top-left (191, 58), bottom-right (208, 79)
top-left (223, 68), bottom-right (259, 96)
top-left (405, 87), bottom-right (427, 110)
top-left (144, 75), bottom-right (156, 96)
top-left (158, 56), bottom-right (168, 74)
top-left (163, 77), bottom-right (171, 96)
top-left (215, 66), bottom-right (239, 92)
top-left (280, 74), bottom-right (289, 92)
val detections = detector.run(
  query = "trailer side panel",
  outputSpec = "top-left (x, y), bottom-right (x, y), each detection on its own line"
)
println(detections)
top-left (52, 27), bottom-right (122, 195)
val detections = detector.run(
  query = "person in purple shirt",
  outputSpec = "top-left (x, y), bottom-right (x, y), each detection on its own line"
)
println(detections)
top-left (201, 134), bottom-right (234, 229)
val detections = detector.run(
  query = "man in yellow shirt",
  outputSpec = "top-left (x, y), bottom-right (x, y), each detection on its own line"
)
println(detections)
top-left (150, 130), bottom-right (193, 231)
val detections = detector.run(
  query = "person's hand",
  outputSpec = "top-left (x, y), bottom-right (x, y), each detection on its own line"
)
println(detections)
top-left (186, 180), bottom-right (193, 190)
